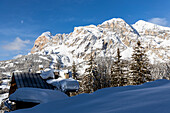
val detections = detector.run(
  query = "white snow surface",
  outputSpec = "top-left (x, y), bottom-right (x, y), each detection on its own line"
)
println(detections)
top-left (132, 20), bottom-right (170, 32)
top-left (47, 78), bottom-right (79, 91)
top-left (0, 79), bottom-right (10, 90)
top-left (40, 70), bottom-right (54, 79)
top-left (48, 78), bottom-right (79, 91)
top-left (121, 47), bottom-right (133, 59)
top-left (39, 31), bottom-right (52, 40)
top-left (9, 88), bottom-right (68, 103)
top-left (13, 54), bottom-right (23, 59)
top-left (11, 79), bottom-right (170, 113)
top-left (0, 93), bottom-right (8, 102)
top-left (101, 18), bottom-right (125, 25)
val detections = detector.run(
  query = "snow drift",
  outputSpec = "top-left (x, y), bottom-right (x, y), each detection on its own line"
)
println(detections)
top-left (11, 79), bottom-right (170, 113)
top-left (9, 88), bottom-right (68, 103)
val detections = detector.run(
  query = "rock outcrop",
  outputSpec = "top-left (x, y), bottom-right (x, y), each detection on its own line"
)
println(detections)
top-left (31, 32), bottom-right (52, 53)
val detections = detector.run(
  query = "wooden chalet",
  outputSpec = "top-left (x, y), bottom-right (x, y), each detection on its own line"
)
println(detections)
top-left (9, 72), bottom-right (54, 110)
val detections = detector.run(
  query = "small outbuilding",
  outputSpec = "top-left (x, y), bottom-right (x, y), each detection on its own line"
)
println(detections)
top-left (8, 72), bottom-right (55, 110)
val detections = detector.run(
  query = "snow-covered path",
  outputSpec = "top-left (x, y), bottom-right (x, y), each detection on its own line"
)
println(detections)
top-left (12, 79), bottom-right (170, 113)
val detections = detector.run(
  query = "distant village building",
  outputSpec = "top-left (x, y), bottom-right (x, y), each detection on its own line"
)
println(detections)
top-left (39, 65), bottom-right (44, 71)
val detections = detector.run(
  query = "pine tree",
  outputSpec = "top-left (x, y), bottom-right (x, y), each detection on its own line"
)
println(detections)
top-left (82, 48), bottom-right (99, 93)
top-left (72, 61), bottom-right (77, 79)
top-left (110, 48), bottom-right (127, 87)
top-left (129, 41), bottom-right (152, 85)
top-left (82, 73), bottom-right (94, 93)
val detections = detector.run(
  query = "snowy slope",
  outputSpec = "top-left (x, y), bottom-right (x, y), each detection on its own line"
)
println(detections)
top-left (133, 20), bottom-right (170, 32)
top-left (133, 20), bottom-right (170, 64)
top-left (11, 79), bottom-right (170, 113)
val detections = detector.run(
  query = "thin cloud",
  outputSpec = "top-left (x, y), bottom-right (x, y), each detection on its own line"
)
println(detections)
top-left (148, 18), bottom-right (168, 26)
top-left (2, 37), bottom-right (31, 51)
top-left (0, 28), bottom-right (37, 38)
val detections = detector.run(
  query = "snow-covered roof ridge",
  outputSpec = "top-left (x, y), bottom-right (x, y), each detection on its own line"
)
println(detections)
top-left (133, 20), bottom-right (170, 31)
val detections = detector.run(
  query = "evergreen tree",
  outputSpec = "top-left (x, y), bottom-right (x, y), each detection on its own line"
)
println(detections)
top-left (82, 73), bottom-right (94, 93)
top-left (72, 61), bottom-right (77, 79)
top-left (110, 48), bottom-right (127, 87)
top-left (129, 41), bottom-right (152, 85)
top-left (82, 48), bottom-right (99, 93)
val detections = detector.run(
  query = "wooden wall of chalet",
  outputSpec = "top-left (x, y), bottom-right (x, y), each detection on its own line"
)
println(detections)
top-left (65, 73), bottom-right (69, 79)
top-left (9, 75), bottom-right (17, 95)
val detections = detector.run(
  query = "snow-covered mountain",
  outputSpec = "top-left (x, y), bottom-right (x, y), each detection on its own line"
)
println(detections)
top-left (31, 18), bottom-right (170, 66)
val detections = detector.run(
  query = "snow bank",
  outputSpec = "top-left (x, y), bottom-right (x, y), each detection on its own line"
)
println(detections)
top-left (11, 79), bottom-right (170, 113)
top-left (0, 93), bottom-right (8, 103)
top-left (9, 88), bottom-right (68, 103)
top-left (121, 47), bottom-right (133, 59)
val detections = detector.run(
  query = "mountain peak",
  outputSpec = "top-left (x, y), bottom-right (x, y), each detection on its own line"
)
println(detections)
top-left (31, 31), bottom-right (52, 54)
top-left (101, 18), bottom-right (125, 25)
top-left (40, 31), bottom-right (52, 40)
top-left (133, 20), bottom-right (170, 32)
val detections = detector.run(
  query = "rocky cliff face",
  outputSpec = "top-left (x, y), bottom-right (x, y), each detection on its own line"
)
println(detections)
top-left (30, 18), bottom-right (170, 65)
top-left (31, 32), bottom-right (52, 53)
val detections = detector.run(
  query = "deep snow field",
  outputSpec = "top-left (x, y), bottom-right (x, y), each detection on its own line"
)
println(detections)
top-left (12, 79), bottom-right (170, 113)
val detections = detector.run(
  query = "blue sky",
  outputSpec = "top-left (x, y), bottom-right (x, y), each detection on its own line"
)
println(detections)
top-left (0, 0), bottom-right (170, 61)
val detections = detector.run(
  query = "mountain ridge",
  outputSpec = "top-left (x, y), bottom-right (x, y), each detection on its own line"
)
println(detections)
top-left (30, 18), bottom-right (169, 67)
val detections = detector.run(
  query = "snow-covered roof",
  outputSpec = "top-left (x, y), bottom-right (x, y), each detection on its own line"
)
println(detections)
top-left (40, 70), bottom-right (55, 79)
top-left (47, 78), bottom-right (79, 91)
top-left (9, 88), bottom-right (68, 103)
top-left (11, 72), bottom-right (54, 89)
top-left (39, 65), bottom-right (43, 68)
